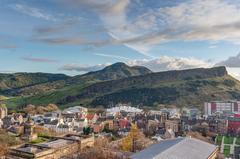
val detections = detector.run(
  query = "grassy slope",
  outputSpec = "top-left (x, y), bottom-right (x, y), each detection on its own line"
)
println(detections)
top-left (0, 73), bottom-right (68, 91)
top-left (90, 75), bottom-right (240, 108)
top-left (5, 74), bottom-right (240, 110)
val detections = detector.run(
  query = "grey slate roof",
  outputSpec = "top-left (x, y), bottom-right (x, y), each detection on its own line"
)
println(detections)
top-left (131, 137), bottom-right (217, 159)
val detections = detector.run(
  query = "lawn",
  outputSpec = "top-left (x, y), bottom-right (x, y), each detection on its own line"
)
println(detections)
top-left (29, 137), bottom-right (48, 144)
top-left (216, 135), bottom-right (223, 145)
top-left (236, 137), bottom-right (240, 145)
top-left (224, 145), bottom-right (231, 157)
top-left (224, 136), bottom-right (234, 144)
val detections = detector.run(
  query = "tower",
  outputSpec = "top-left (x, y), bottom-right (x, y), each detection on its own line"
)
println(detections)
top-left (22, 116), bottom-right (37, 141)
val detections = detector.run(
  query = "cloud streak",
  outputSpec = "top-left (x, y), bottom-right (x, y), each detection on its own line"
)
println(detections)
top-left (21, 57), bottom-right (58, 63)
top-left (10, 4), bottom-right (56, 21)
top-left (94, 53), bottom-right (130, 60)
top-left (60, 63), bottom-right (110, 72)
top-left (0, 44), bottom-right (17, 49)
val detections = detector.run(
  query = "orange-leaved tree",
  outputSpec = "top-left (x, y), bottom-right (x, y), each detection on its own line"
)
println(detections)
top-left (121, 123), bottom-right (140, 152)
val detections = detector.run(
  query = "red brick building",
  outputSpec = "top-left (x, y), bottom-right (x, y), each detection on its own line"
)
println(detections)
top-left (228, 114), bottom-right (240, 135)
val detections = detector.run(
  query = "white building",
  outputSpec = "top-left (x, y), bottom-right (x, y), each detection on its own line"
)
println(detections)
top-left (63, 106), bottom-right (88, 114)
top-left (44, 118), bottom-right (74, 133)
top-left (106, 104), bottom-right (143, 116)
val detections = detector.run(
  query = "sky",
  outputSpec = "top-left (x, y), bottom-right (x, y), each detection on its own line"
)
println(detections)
top-left (1, 0), bottom-right (240, 79)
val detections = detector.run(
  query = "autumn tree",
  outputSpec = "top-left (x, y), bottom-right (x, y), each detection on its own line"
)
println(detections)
top-left (0, 129), bottom-right (22, 157)
top-left (121, 123), bottom-right (140, 152)
top-left (23, 104), bottom-right (59, 115)
top-left (23, 104), bottom-right (36, 115)
top-left (46, 104), bottom-right (59, 112)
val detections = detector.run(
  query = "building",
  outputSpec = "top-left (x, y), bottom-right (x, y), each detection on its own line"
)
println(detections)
top-left (21, 117), bottom-right (37, 141)
top-left (161, 108), bottom-right (180, 119)
top-left (165, 119), bottom-right (181, 135)
top-left (62, 106), bottom-right (88, 118)
top-left (204, 101), bottom-right (240, 115)
top-left (131, 137), bottom-right (218, 159)
top-left (106, 104), bottom-right (143, 116)
top-left (7, 134), bottom-right (95, 159)
top-left (182, 107), bottom-right (200, 119)
top-left (227, 114), bottom-right (240, 135)
top-left (44, 118), bottom-right (74, 133)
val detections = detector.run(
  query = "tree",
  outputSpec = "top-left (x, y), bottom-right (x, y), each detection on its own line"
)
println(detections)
top-left (23, 104), bottom-right (59, 115)
top-left (121, 123), bottom-right (140, 152)
top-left (46, 104), bottom-right (59, 112)
top-left (23, 104), bottom-right (36, 115)
top-left (83, 127), bottom-right (91, 135)
top-left (103, 123), bottom-right (110, 133)
top-left (0, 129), bottom-right (22, 156)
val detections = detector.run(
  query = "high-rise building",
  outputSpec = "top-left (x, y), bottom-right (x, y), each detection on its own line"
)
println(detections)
top-left (204, 101), bottom-right (240, 115)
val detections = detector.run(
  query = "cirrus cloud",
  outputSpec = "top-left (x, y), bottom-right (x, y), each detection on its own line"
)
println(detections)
top-left (21, 57), bottom-right (58, 63)
top-left (59, 63), bottom-right (110, 72)
top-left (10, 4), bottom-right (56, 21)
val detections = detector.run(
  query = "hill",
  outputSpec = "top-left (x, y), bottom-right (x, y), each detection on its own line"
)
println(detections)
top-left (0, 73), bottom-right (69, 96)
top-left (69, 62), bottom-right (152, 83)
top-left (1, 63), bottom-right (151, 97)
top-left (57, 66), bottom-right (240, 108)
top-left (1, 63), bottom-right (152, 109)
top-left (5, 65), bottom-right (240, 110)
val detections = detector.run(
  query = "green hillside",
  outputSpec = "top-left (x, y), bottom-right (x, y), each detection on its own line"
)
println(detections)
top-left (68, 62), bottom-right (152, 84)
top-left (0, 73), bottom-right (69, 96)
top-left (4, 65), bottom-right (240, 110)
top-left (2, 63), bottom-right (152, 109)
top-left (0, 63), bottom-right (151, 97)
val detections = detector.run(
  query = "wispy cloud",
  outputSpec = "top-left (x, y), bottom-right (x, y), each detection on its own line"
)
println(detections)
top-left (10, 4), bottom-right (56, 21)
top-left (126, 56), bottom-right (212, 72)
top-left (216, 53), bottom-right (240, 67)
top-left (209, 45), bottom-right (217, 49)
top-left (21, 57), bottom-right (58, 63)
top-left (0, 44), bottom-right (17, 49)
top-left (32, 37), bottom-right (87, 45)
top-left (94, 53), bottom-right (130, 60)
top-left (60, 63), bottom-right (110, 72)
top-left (60, 55), bottom-right (211, 73)
top-left (51, 0), bottom-right (240, 58)
top-left (34, 21), bottom-right (76, 34)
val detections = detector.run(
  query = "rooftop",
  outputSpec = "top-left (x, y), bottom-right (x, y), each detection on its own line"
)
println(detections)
top-left (38, 139), bottom-right (74, 149)
top-left (131, 137), bottom-right (217, 159)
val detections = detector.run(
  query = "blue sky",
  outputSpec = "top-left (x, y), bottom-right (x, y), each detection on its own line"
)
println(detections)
top-left (1, 0), bottom-right (240, 78)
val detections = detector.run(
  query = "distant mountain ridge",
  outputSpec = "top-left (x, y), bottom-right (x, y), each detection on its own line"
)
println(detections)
top-left (0, 63), bottom-right (152, 96)
top-left (70, 62), bottom-right (152, 83)
top-left (4, 64), bottom-right (240, 110)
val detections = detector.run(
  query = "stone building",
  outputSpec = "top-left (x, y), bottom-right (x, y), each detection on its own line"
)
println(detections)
top-left (21, 116), bottom-right (37, 141)
top-left (7, 134), bottom-right (95, 159)
top-left (165, 119), bottom-right (181, 135)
